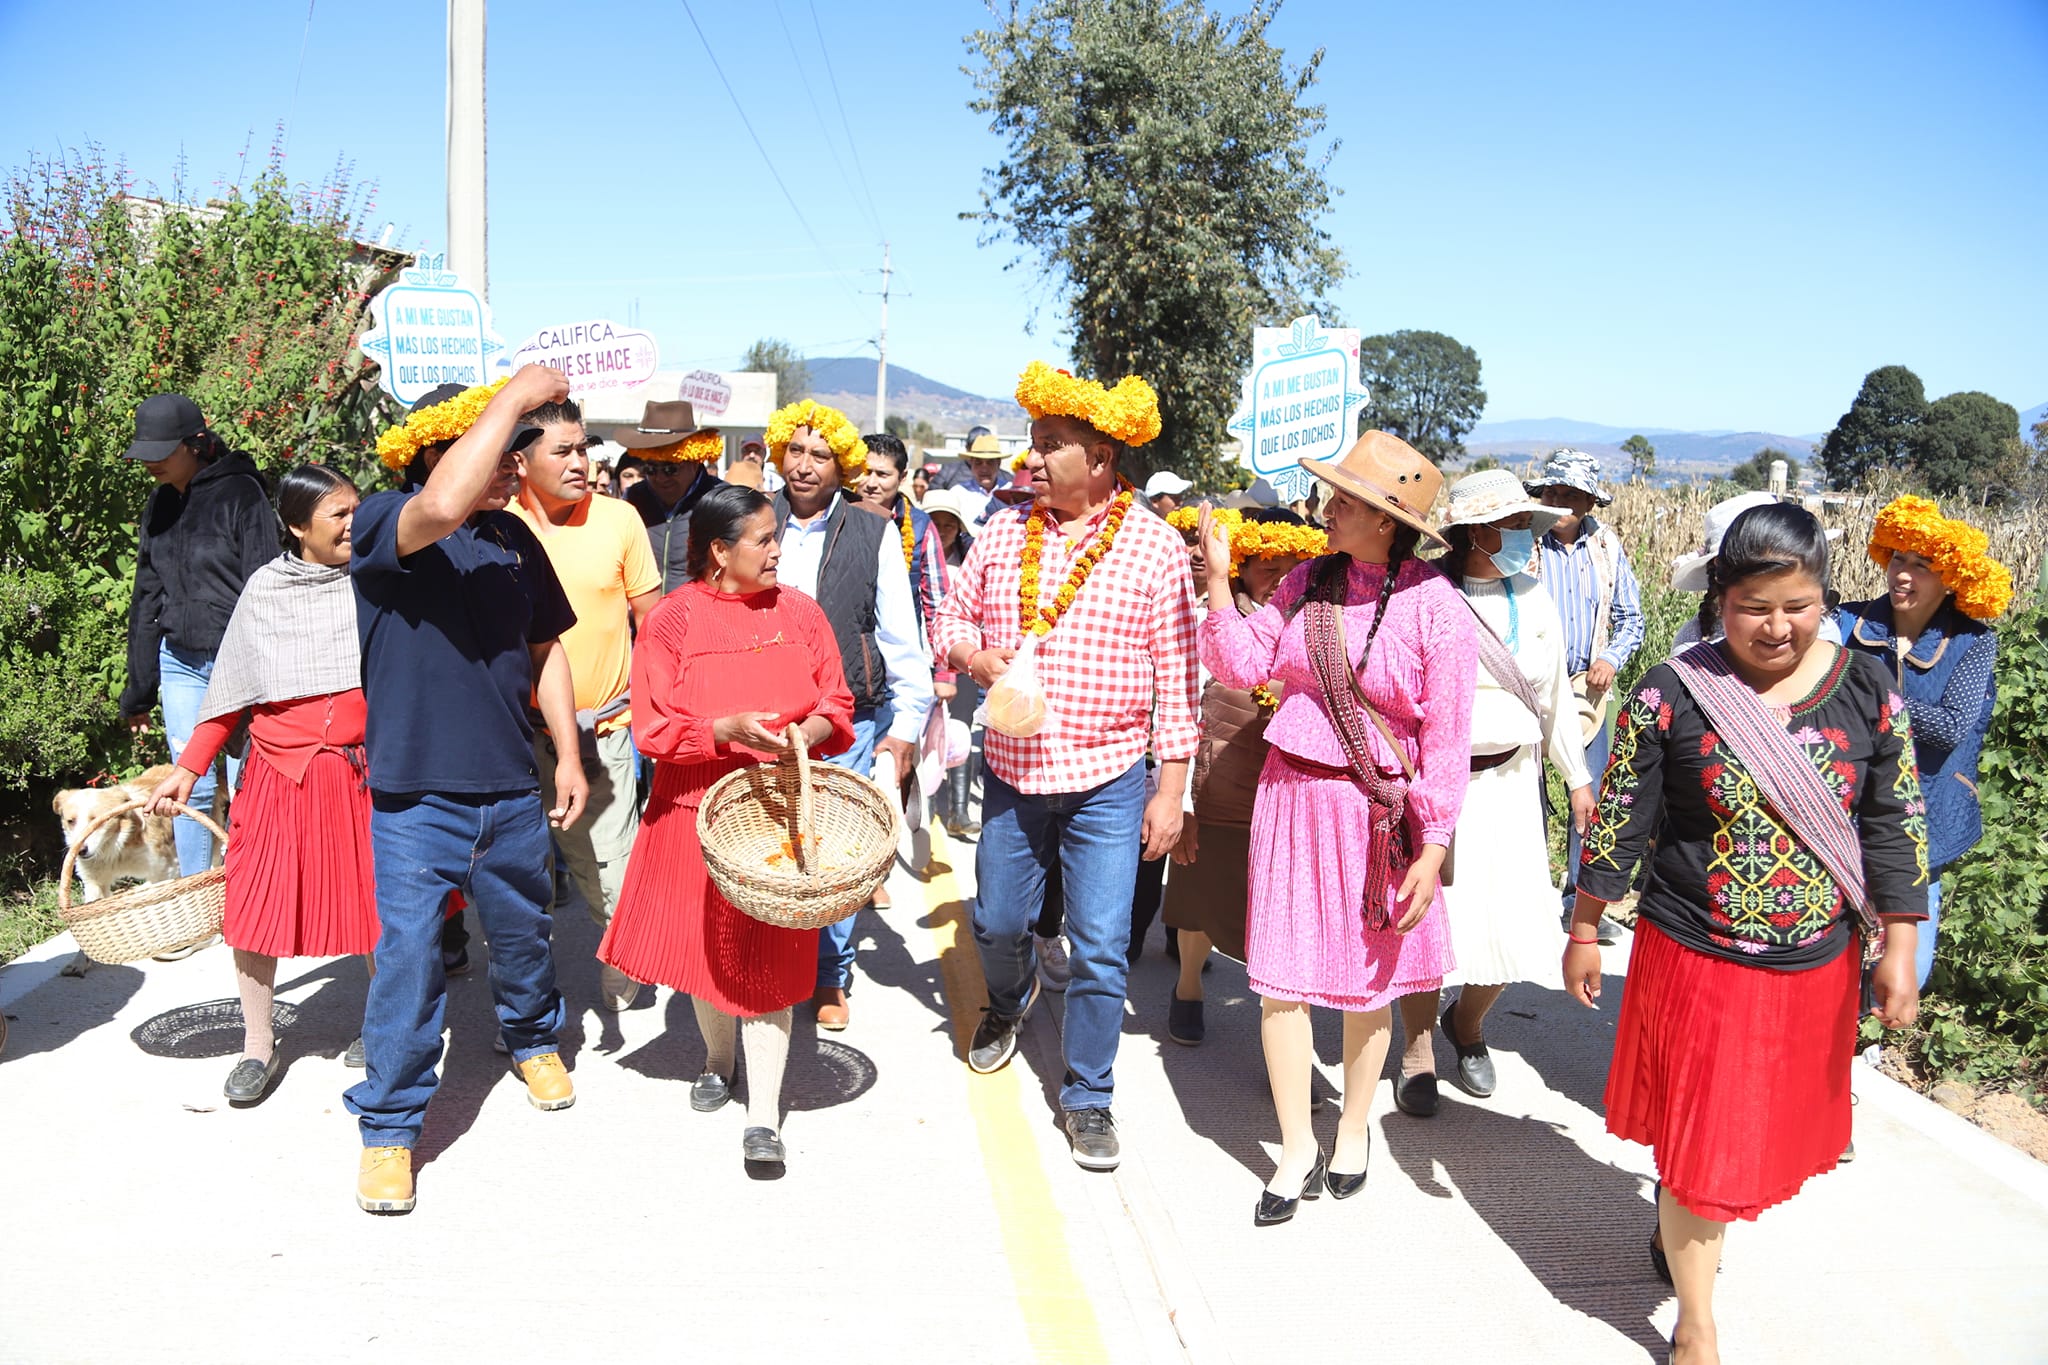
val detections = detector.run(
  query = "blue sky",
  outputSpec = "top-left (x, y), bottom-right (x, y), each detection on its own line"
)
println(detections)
top-left (2, 0), bottom-right (2042, 435)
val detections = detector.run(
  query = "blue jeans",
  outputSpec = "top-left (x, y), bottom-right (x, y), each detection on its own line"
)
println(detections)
top-left (1918, 876), bottom-right (1942, 988)
top-left (345, 790), bottom-right (567, 1149)
top-left (815, 707), bottom-right (883, 991)
top-left (975, 760), bottom-right (1145, 1111)
top-left (1562, 716), bottom-right (1613, 905)
top-left (159, 640), bottom-right (243, 876)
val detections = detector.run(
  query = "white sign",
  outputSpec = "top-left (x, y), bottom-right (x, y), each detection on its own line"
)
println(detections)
top-left (678, 368), bottom-right (733, 418)
top-left (1226, 315), bottom-right (1368, 502)
top-left (510, 318), bottom-right (660, 394)
top-left (358, 253), bottom-right (507, 404)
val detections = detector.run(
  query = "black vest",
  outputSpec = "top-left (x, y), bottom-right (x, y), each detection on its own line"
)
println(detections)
top-left (627, 467), bottom-right (722, 594)
top-left (775, 492), bottom-right (889, 712)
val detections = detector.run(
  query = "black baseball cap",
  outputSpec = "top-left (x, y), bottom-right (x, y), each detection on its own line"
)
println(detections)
top-left (124, 393), bottom-right (207, 462)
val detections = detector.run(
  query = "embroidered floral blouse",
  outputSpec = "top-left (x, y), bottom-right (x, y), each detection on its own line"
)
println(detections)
top-left (1579, 646), bottom-right (1929, 972)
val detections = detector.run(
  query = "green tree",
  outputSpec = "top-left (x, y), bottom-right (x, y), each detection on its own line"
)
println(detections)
top-left (1913, 391), bottom-right (2021, 499)
top-left (739, 337), bottom-right (808, 407)
top-left (1621, 434), bottom-right (1656, 482)
top-left (909, 418), bottom-right (942, 452)
top-left (1820, 364), bottom-right (1926, 488)
top-left (1726, 446), bottom-right (1800, 492)
top-left (1465, 454), bottom-right (1501, 473)
top-left (966, 0), bottom-right (1344, 485)
top-left (883, 413), bottom-right (910, 440)
top-left (1355, 330), bottom-right (1485, 465)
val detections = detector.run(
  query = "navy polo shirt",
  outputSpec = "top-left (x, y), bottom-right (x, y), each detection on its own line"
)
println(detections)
top-left (351, 489), bottom-right (577, 796)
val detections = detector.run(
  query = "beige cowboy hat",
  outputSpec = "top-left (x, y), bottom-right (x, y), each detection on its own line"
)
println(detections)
top-left (612, 400), bottom-right (717, 450)
top-left (963, 433), bottom-right (1005, 459)
top-left (1299, 430), bottom-right (1450, 550)
top-left (1441, 468), bottom-right (1564, 535)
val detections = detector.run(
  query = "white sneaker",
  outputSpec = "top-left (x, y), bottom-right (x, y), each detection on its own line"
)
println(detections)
top-left (598, 963), bottom-right (641, 1012)
top-left (1035, 934), bottom-right (1071, 993)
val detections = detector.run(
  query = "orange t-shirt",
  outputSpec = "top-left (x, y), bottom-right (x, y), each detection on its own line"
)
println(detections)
top-left (510, 494), bottom-right (662, 732)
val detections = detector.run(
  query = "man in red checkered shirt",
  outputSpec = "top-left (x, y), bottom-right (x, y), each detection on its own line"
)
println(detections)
top-left (932, 363), bottom-right (1199, 1171)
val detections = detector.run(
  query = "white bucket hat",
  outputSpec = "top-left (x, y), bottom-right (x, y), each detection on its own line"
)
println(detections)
top-left (1670, 492), bottom-right (1778, 592)
top-left (1441, 468), bottom-right (1564, 535)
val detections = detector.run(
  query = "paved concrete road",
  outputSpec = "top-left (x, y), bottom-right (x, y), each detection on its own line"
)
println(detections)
top-left (5, 828), bottom-right (2045, 1364)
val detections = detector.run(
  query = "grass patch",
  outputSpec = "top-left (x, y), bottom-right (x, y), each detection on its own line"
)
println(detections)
top-left (1, 879), bottom-right (65, 964)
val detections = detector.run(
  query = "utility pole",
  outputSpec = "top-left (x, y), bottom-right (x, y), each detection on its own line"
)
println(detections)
top-left (873, 241), bottom-right (892, 431)
top-left (447, 0), bottom-right (487, 299)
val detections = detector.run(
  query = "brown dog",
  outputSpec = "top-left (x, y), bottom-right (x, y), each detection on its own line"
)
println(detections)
top-left (52, 765), bottom-right (186, 974)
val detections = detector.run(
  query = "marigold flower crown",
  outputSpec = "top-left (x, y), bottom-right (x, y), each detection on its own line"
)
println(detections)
top-left (1165, 506), bottom-right (1326, 573)
top-left (1866, 494), bottom-right (2013, 621)
top-left (764, 399), bottom-right (867, 477)
top-left (636, 429), bottom-right (725, 464)
top-left (375, 378), bottom-right (510, 472)
top-left (1015, 361), bottom-right (1162, 449)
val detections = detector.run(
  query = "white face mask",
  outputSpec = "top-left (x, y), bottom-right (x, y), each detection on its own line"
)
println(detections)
top-left (1487, 527), bottom-right (1536, 576)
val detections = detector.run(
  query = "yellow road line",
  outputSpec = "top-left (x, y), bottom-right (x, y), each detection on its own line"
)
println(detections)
top-left (923, 832), bottom-right (1111, 1364)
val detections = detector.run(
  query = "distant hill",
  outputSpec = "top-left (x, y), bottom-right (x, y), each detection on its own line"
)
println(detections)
top-left (805, 355), bottom-right (1026, 435)
top-left (1463, 418), bottom-right (1816, 478)
top-left (2021, 401), bottom-right (2047, 435)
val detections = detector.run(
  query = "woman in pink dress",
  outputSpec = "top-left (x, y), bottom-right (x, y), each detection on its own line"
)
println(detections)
top-left (1198, 432), bottom-right (1476, 1224)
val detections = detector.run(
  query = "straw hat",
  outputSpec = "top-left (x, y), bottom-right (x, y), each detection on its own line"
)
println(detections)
top-left (1299, 430), bottom-right (1449, 550)
top-left (1670, 492), bottom-right (1777, 592)
top-left (918, 486), bottom-right (981, 528)
top-left (1440, 468), bottom-right (1563, 535)
top-left (964, 434), bottom-right (1005, 460)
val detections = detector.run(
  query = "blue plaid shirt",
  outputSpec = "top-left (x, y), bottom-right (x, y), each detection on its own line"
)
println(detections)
top-left (1536, 516), bottom-right (1644, 675)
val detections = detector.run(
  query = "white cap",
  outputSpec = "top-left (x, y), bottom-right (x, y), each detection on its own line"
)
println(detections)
top-left (1144, 471), bottom-right (1194, 498)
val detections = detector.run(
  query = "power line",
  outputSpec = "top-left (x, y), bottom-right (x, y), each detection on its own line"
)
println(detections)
top-left (281, 0), bottom-right (317, 157)
top-left (806, 0), bottom-right (885, 236)
top-left (771, 1), bottom-right (878, 238)
top-left (675, 0), bottom-right (864, 315)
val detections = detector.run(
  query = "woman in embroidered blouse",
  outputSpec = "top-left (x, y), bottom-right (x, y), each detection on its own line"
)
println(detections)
top-left (1396, 471), bottom-right (1594, 1106)
top-left (1566, 504), bottom-right (1927, 1365)
top-left (1837, 495), bottom-right (2009, 988)
top-left (147, 465), bottom-right (380, 1104)
top-left (1198, 432), bottom-right (1476, 1224)
top-left (599, 483), bottom-right (855, 1169)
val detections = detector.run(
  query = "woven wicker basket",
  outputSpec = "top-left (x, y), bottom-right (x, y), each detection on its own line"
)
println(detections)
top-left (59, 799), bottom-right (228, 965)
top-left (697, 725), bottom-right (899, 931)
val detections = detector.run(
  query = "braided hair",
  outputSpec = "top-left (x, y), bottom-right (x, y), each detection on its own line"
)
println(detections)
top-left (1284, 525), bottom-right (1423, 677)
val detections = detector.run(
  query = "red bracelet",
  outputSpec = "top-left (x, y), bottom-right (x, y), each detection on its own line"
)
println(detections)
top-left (1566, 934), bottom-right (1600, 946)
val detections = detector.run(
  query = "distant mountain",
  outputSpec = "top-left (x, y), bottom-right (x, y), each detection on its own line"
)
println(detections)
top-left (1464, 417), bottom-right (1816, 477)
top-left (2020, 401), bottom-right (2047, 435)
top-left (805, 355), bottom-right (1026, 435)
top-left (1469, 418), bottom-right (1695, 445)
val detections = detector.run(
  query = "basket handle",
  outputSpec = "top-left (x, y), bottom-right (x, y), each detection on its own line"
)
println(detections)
top-left (58, 798), bottom-right (228, 916)
top-left (780, 723), bottom-right (814, 875)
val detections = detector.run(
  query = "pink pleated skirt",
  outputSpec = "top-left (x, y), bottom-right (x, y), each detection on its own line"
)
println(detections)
top-left (1245, 748), bottom-right (1453, 1010)
top-left (221, 749), bottom-right (380, 958)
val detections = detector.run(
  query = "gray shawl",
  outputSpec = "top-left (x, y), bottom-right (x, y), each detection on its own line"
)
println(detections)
top-left (196, 554), bottom-right (362, 726)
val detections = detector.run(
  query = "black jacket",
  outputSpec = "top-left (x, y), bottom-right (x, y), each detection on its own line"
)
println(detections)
top-left (626, 466), bottom-right (723, 595)
top-left (773, 491), bottom-right (890, 712)
top-left (120, 452), bottom-right (279, 717)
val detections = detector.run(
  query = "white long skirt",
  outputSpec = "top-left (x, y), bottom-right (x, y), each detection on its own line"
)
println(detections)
top-left (1444, 744), bottom-right (1561, 989)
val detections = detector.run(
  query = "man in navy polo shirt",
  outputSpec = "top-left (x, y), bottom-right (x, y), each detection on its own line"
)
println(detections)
top-left (345, 364), bottom-right (589, 1215)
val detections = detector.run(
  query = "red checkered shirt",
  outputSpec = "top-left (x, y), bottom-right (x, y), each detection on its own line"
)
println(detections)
top-left (932, 498), bottom-right (1200, 795)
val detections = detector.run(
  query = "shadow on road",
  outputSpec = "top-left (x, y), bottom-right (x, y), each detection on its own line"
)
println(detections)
top-left (2, 961), bottom-right (145, 1064)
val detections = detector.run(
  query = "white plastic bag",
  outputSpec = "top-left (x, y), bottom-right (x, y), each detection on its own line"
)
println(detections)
top-left (984, 634), bottom-right (1049, 738)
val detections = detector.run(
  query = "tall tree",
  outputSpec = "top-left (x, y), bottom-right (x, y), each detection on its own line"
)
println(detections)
top-left (1727, 446), bottom-right (1800, 492)
top-left (739, 337), bottom-right (808, 407)
top-left (1355, 330), bottom-right (1485, 465)
top-left (966, 0), bottom-right (1344, 485)
top-left (1820, 364), bottom-right (1926, 488)
top-left (1621, 434), bottom-right (1657, 482)
top-left (1912, 391), bottom-right (2021, 499)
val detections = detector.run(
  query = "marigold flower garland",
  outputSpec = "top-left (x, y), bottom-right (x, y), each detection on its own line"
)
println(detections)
top-left (1014, 361), bottom-right (1162, 448)
top-left (764, 398), bottom-right (867, 477)
top-left (896, 504), bottom-right (916, 570)
top-left (1866, 494), bottom-right (2013, 621)
top-left (637, 429), bottom-right (724, 464)
top-left (1250, 683), bottom-right (1281, 713)
top-left (375, 377), bottom-right (510, 471)
top-left (1019, 489), bottom-right (1135, 636)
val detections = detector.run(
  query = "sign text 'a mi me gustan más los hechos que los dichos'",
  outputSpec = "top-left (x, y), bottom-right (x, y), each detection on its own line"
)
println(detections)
top-left (356, 254), bottom-right (508, 405)
top-left (510, 318), bottom-right (661, 395)
top-left (1226, 314), bottom-right (1369, 502)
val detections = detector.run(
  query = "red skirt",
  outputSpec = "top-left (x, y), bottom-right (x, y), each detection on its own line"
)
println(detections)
top-left (598, 765), bottom-right (817, 1017)
top-left (1605, 918), bottom-right (1857, 1222)
top-left (221, 749), bottom-right (380, 958)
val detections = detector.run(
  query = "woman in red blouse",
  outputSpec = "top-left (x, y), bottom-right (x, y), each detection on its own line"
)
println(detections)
top-left (599, 483), bottom-right (855, 1168)
top-left (149, 465), bottom-right (380, 1104)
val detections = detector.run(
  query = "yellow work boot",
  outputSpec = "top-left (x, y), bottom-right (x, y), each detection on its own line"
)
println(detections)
top-left (518, 1051), bottom-right (576, 1111)
top-left (357, 1146), bottom-right (415, 1213)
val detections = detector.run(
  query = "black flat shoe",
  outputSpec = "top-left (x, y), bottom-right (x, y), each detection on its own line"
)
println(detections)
top-left (1650, 1229), bottom-right (1672, 1286)
top-left (690, 1071), bottom-right (731, 1112)
top-left (342, 1036), bottom-right (365, 1069)
top-left (742, 1126), bottom-right (785, 1164)
top-left (223, 1054), bottom-right (280, 1104)
top-left (1442, 1001), bottom-right (1496, 1097)
top-left (1254, 1149), bottom-right (1326, 1226)
top-left (1325, 1129), bottom-right (1371, 1199)
top-left (1166, 994), bottom-right (1205, 1047)
top-left (1394, 1071), bottom-right (1440, 1117)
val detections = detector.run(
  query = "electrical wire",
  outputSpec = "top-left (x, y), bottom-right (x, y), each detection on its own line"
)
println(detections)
top-left (772, 1), bottom-right (879, 238)
top-left (281, 0), bottom-right (317, 157)
top-left (806, 0), bottom-right (885, 237)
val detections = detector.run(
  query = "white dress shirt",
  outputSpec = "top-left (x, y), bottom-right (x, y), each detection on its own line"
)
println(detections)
top-left (779, 501), bottom-right (934, 744)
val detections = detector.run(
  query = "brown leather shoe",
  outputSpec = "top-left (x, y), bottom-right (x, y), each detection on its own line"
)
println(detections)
top-left (357, 1146), bottom-right (415, 1213)
top-left (812, 985), bottom-right (850, 1032)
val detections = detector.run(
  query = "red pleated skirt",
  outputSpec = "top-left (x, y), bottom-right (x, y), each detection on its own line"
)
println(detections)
top-left (221, 749), bottom-right (380, 958)
top-left (598, 766), bottom-right (817, 1017)
top-left (1605, 918), bottom-right (1857, 1222)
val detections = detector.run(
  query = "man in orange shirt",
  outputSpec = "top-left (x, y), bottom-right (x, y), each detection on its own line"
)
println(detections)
top-left (512, 399), bottom-right (663, 1011)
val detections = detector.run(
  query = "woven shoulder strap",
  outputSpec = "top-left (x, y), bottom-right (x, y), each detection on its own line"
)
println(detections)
top-left (1665, 643), bottom-right (1876, 940)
